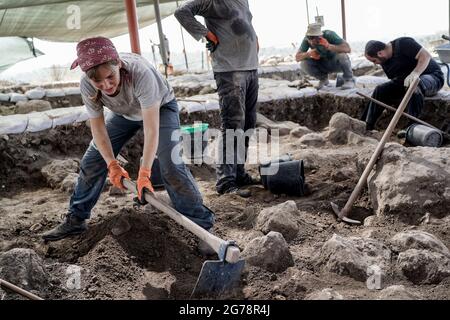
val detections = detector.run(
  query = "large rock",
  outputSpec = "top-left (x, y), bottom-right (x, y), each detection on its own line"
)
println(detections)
top-left (60, 173), bottom-right (79, 194)
top-left (326, 113), bottom-right (367, 145)
top-left (315, 234), bottom-right (392, 282)
top-left (256, 113), bottom-right (299, 136)
top-left (41, 159), bottom-right (79, 189)
top-left (299, 133), bottom-right (326, 147)
top-left (290, 126), bottom-right (313, 139)
top-left (0, 249), bottom-right (49, 296)
top-left (377, 285), bottom-right (422, 300)
top-left (397, 249), bottom-right (450, 284)
top-left (15, 100), bottom-right (52, 114)
top-left (360, 144), bottom-right (450, 220)
top-left (241, 232), bottom-right (294, 273)
top-left (391, 230), bottom-right (450, 257)
top-left (255, 201), bottom-right (300, 241)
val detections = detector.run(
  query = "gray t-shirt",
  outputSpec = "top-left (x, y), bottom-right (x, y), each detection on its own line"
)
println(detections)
top-left (80, 53), bottom-right (175, 121)
top-left (175, 0), bottom-right (258, 73)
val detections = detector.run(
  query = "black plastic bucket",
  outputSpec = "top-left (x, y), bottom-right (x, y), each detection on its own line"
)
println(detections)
top-left (259, 154), bottom-right (294, 189)
top-left (406, 124), bottom-right (443, 147)
top-left (261, 159), bottom-right (306, 196)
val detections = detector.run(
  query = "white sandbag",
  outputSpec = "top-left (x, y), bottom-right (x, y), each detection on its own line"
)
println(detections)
top-left (45, 88), bottom-right (66, 98)
top-left (0, 93), bottom-right (11, 102)
top-left (25, 87), bottom-right (46, 100)
top-left (10, 93), bottom-right (28, 103)
top-left (26, 113), bottom-right (53, 132)
top-left (0, 114), bottom-right (28, 134)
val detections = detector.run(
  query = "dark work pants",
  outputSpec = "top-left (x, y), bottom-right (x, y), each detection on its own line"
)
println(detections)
top-left (214, 70), bottom-right (259, 194)
top-left (361, 72), bottom-right (444, 130)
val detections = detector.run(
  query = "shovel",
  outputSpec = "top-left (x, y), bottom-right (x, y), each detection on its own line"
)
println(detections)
top-left (331, 78), bottom-right (420, 225)
top-left (122, 179), bottom-right (245, 298)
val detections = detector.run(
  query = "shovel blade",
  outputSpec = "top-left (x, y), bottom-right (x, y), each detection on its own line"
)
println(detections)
top-left (191, 259), bottom-right (245, 299)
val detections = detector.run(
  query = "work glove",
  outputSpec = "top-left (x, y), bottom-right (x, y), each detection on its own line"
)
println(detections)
top-left (136, 167), bottom-right (155, 205)
top-left (318, 37), bottom-right (330, 49)
top-left (107, 160), bottom-right (130, 190)
top-left (404, 71), bottom-right (420, 88)
top-left (205, 31), bottom-right (219, 53)
top-left (308, 49), bottom-right (321, 60)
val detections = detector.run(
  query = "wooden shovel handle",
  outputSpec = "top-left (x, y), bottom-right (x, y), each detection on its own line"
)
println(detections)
top-left (0, 278), bottom-right (44, 300)
top-left (122, 179), bottom-right (240, 264)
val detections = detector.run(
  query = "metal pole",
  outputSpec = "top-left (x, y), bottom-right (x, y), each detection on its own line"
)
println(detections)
top-left (124, 0), bottom-right (141, 54)
top-left (306, 0), bottom-right (310, 24)
top-left (154, 0), bottom-right (168, 77)
top-left (176, 0), bottom-right (190, 71)
top-left (341, 0), bottom-right (347, 40)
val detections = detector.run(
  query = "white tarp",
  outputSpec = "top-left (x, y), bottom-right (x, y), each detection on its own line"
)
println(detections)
top-left (0, 0), bottom-right (181, 42)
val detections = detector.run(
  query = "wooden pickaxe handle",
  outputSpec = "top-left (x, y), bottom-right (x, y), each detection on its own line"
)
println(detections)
top-left (338, 79), bottom-right (420, 219)
top-left (122, 179), bottom-right (241, 264)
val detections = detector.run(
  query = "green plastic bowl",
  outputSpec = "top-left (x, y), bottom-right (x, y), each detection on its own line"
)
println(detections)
top-left (180, 123), bottom-right (209, 134)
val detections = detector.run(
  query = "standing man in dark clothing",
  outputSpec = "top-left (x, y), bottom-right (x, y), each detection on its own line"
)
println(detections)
top-left (175, 0), bottom-right (259, 197)
top-left (362, 37), bottom-right (444, 131)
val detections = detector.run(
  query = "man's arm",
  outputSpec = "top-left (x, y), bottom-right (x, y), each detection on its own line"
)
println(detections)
top-left (140, 105), bottom-right (160, 171)
top-left (404, 47), bottom-right (432, 87)
top-left (413, 48), bottom-right (432, 75)
top-left (90, 115), bottom-right (115, 164)
top-left (327, 41), bottom-right (351, 54)
top-left (296, 51), bottom-right (312, 62)
top-left (295, 39), bottom-right (311, 62)
top-left (174, 0), bottom-right (212, 41)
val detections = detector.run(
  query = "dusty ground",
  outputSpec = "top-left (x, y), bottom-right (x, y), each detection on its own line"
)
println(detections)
top-left (0, 122), bottom-right (449, 300)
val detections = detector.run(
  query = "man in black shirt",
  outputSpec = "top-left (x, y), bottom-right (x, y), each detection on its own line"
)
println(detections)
top-left (362, 37), bottom-right (444, 131)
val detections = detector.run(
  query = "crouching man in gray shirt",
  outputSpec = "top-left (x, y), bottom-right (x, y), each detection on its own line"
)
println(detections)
top-left (175, 0), bottom-right (260, 197)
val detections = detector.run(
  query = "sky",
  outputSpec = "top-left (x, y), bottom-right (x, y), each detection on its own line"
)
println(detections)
top-left (1, 0), bottom-right (449, 79)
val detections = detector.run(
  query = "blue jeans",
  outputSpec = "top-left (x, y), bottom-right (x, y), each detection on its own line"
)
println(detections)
top-left (213, 70), bottom-right (259, 194)
top-left (301, 53), bottom-right (353, 81)
top-left (69, 99), bottom-right (214, 230)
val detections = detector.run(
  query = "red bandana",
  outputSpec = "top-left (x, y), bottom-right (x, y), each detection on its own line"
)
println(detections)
top-left (70, 37), bottom-right (119, 72)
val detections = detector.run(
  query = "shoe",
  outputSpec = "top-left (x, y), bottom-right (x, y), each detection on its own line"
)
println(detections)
top-left (236, 173), bottom-right (261, 187)
top-left (42, 214), bottom-right (87, 242)
top-left (397, 129), bottom-right (407, 139)
top-left (198, 228), bottom-right (216, 256)
top-left (223, 186), bottom-right (252, 198)
top-left (315, 79), bottom-right (330, 90)
top-left (341, 80), bottom-right (355, 90)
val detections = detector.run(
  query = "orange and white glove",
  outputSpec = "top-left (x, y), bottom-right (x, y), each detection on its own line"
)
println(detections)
top-left (136, 167), bottom-right (155, 204)
top-left (107, 160), bottom-right (130, 190)
top-left (205, 31), bottom-right (219, 52)
top-left (318, 37), bottom-right (330, 49)
top-left (308, 49), bottom-right (321, 60)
